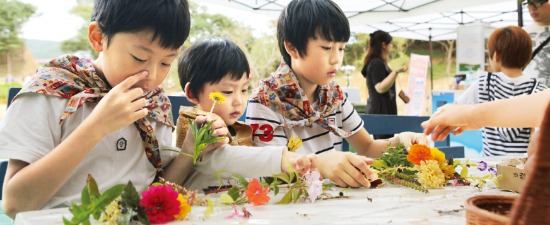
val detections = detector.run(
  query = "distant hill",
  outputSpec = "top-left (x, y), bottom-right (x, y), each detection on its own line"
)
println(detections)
top-left (24, 39), bottom-right (68, 61)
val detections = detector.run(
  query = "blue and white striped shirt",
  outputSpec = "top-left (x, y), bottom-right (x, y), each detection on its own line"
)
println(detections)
top-left (457, 72), bottom-right (547, 156)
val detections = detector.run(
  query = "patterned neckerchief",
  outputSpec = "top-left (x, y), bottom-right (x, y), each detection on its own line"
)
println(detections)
top-left (251, 61), bottom-right (352, 137)
top-left (14, 54), bottom-right (173, 177)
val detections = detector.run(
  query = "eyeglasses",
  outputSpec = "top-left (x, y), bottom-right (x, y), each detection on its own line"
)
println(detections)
top-left (523, 0), bottom-right (549, 9)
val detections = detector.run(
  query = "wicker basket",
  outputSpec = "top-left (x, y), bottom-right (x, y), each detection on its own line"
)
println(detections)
top-left (466, 102), bottom-right (550, 225)
top-left (465, 195), bottom-right (515, 225)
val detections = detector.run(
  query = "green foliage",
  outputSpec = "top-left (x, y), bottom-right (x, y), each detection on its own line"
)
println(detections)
top-left (373, 144), bottom-right (413, 169)
top-left (0, 82), bottom-right (22, 104)
top-left (60, 1), bottom-right (96, 58)
top-left (186, 119), bottom-right (226, 164)
top-left (0, 0), bottom-right (35, 53)
top-left (64, 175), bottom-right (151, 225)
top-left (63, 175), bottom-right (126, 225)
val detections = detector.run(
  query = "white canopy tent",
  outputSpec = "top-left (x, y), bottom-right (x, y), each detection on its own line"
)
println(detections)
top-left (198, 0), bottom-right (531, 40)
top-left (196, 0), bottom-right (535, 90)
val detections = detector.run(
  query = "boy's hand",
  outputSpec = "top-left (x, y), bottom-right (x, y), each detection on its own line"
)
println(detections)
top-left (180, 114), bottom-right (229, 154)
top-left (396, 132), bottom-right (429, 149)
top-left (89, 71), bottom-right (150, 136)
top-left (194, 114), bottom-right (230, 152)
top-left (314, 151), bottom-right (375, 188)
top-left (281, 150), bottom-right (316, 174)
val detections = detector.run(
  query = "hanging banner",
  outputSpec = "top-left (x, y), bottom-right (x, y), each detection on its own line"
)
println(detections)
top-left (405, 53), bottom-right (430, 116)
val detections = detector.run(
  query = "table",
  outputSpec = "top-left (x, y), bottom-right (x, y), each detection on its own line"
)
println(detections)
top-left (14, 184), bottom-right (517, 225)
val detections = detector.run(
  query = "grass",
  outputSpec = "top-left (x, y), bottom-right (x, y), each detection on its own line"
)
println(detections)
top-left (0, 83), bottom-right (22, 104)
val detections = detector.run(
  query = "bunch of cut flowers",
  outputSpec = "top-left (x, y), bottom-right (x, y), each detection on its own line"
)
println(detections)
top-left (371, 143), bottom-right (499, 193)
top-left (63, 175), bottom-right (208, 225)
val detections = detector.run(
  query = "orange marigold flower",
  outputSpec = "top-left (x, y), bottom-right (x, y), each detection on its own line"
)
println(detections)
top-left (407, 144), bottom-right (434, 165)
top-left (245, 178), bottom-right (270, 206)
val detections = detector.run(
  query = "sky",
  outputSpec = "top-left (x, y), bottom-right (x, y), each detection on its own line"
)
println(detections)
top-left (19, 0), bottom-right (274, 42)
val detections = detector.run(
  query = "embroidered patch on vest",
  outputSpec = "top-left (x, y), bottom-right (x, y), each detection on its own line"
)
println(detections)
top-left (116, 138), bottom-right (127, 151)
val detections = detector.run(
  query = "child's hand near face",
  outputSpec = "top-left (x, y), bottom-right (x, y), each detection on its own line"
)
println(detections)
top-left (314, 151), bottom-right (375, 188)
top-left (87, 71), bottom-right (150, 136)
top-left (281, 150), bottom-right (316, 174)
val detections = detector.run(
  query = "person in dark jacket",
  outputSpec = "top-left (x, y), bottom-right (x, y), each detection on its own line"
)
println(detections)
top-left (361, 30), bottom-right (408, 139)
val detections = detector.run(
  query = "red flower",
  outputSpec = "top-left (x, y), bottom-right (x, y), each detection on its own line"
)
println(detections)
top-left (140, 185), bottom-right (181, 224)
top-left (244, 178), bottom-right (270, 206)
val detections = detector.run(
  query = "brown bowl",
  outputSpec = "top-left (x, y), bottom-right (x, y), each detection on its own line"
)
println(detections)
top-left (465, 195), bottom-right (516, 225)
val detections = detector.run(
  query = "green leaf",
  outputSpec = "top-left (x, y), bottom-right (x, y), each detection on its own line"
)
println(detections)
top-left (290, 189), bottom-right (299, 203)
top-left (271, 173), bottom-right (290, 184)
top-left (219, 193), bottom-right (235, 204)
top-left (233, 173), bottom-right (249, 187)
top-left (273, 185), bottom-right (280, 196)
top-left (204, 196), bottom-right (215, 218)
top-left (121, 181), bottom-right (140, 209)
top-left (460, 165), bottom-right (469, 178)
top-left (86, 174), bottom-right (100, 202)
top-left (80, 185), bottom-right (90, 206)
top-left (227, 187), bottom-right (242, 201)
top-left (371, 159), bottom-right (388, 170)
top-left (276, 190), bottom-right (293, 204)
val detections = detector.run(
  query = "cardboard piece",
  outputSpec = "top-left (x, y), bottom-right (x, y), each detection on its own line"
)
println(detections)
top-left (497, 158), bottom-right (527, 193)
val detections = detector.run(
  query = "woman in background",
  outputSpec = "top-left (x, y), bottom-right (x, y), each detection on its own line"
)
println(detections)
top-left (361, 30), bottom-right (407, 139)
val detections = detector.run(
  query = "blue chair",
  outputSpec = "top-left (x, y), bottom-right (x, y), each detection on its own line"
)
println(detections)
top-left (6, 87), bottom-right (20, 109)
top-left (167, 95), bottom-right (193, 124)
top-left (343, 114), bottom-right (464, 159)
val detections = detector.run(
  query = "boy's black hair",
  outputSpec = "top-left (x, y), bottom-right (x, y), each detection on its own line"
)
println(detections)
top-left (91, 0), bottom-right (190, 49)
top-left (178, 38), bottom-right (250, 98)
top-left (277, 0), bottom-right (350, 67)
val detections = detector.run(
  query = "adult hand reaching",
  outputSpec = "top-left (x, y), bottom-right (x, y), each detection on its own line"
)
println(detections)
top-left (421, 104), bottom-right (478, 142)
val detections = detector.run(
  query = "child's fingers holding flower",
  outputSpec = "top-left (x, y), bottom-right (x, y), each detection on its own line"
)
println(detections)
top-left (194, 115), bottom-right (230, 153)
top-left (282, 151), bottom-right (317, 174)
top-left (396, 132), bottom-right (429, 149)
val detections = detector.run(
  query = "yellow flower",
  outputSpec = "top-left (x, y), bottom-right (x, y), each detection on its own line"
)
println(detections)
top-left (287, 135), bottom-right (302, 152)
top-left (430, 147), bottom-right (446, 166)
top-left (441, 164), bottom-right (456, 179)
top-left (416, 160), bottom-right (446, 188)
top-left (175, 194), bottom-right (192, 220)
top-left (209, 92), bottom-right (226, 104)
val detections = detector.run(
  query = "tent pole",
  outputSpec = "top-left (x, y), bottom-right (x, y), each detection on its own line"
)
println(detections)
top-left (517, 1), bottom-right (524, 27)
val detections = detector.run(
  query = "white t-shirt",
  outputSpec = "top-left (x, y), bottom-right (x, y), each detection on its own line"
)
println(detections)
top-left (457, 72), bottom-right (547, 156)
top-left (246, 97), bottom-right (364, 155)
top-left (0, 94), bottom-right (175, 209)
top-left (523, 24), bottom-right (550, 86)
top-left (184, 144), bottom-right (284, 190)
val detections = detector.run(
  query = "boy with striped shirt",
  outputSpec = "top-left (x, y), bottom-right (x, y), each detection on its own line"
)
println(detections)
top-left (246, 0), bottom-right (427, 188)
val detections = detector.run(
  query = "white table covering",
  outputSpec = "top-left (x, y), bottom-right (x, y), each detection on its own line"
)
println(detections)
top-left (15, 184), bottom-right (517, 225)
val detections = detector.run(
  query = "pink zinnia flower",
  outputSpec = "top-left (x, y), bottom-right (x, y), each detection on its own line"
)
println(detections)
top-left (140, 185), bottom-right (181, 224)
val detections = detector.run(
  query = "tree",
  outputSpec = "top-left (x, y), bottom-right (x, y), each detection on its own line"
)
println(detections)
top-left (0, 0), bottom-right (35, 77)
top-left (439, 40), bottom-right (455, 76)
top-left (60, 0), bottom-right (94, 58)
